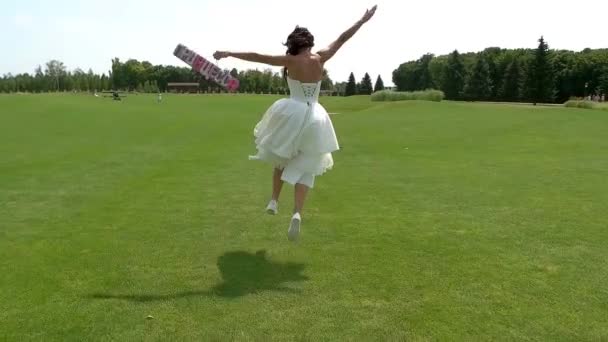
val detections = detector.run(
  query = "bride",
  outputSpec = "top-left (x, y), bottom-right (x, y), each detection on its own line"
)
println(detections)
top-left (214, 5), bottom-right (377, 242)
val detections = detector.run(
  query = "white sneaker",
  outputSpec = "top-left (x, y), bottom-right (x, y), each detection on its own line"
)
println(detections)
top-left (266, 200), bottom-right (278, 215)
top-left (288, 213), bottom-right (301, 242)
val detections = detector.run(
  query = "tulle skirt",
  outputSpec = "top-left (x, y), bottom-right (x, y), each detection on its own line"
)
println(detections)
top-left (248, 98), bottom-right (340, 184)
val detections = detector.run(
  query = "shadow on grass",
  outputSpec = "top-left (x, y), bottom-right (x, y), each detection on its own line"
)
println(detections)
top-left (88, 250), bottom-right (308, 302)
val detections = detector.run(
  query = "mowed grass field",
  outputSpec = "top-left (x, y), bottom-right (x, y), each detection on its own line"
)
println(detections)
top-left (1, 93), bottom-right (607, 341)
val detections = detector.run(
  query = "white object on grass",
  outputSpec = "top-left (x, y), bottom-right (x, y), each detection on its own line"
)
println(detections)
top-left (266, 200), bottom-right (278, 215)
top-left (288, 213), bottom-right (301, 242)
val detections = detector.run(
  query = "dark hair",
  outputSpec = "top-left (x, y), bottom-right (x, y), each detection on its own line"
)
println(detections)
top-left (283, 26), bottom-right (314, 78)
top-left (284, 26), bottom-right (315, 55)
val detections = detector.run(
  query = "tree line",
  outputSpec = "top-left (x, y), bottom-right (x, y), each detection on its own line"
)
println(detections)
top-left (337, 73), bottom-right (385, 96)
top-left (1, 56), bottom-right (385, 96)
top-left (0, 60), bottom-right (112, 94)
top-left (7, 36), bottom-right (604, 103)
top-left (392, 37), bottom-right (608, 104)
top-left (0, 58), bottom-right (337, 95)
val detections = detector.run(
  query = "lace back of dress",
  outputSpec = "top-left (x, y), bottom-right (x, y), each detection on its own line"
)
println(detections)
top-left (287, 77), bottom-right (320, 104)
top-left (302, 84), bottom-right (318, 106)
top-left (301, 84), bottom-right (317, 99)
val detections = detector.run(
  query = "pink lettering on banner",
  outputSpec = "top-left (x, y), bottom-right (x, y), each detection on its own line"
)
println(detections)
top-left (222, 73), bottom-right (238, 90)
top-left (192, 55), bottom-right (206, 73)
top-left (174, 43), bottom-right (240, 91)
top-left (226, 78), bottom-right (239, 91)
top-left (200, 60), bottom-right (213, 75)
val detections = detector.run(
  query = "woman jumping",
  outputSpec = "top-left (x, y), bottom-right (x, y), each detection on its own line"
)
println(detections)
top-left (214, 5), bottom-right (377, 241)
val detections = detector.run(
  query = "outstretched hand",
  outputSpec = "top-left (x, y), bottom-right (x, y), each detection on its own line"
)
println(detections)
top-left (213, 51), bottom-right (230, 60)
top-left (360, 5), bottom-right (377, 23)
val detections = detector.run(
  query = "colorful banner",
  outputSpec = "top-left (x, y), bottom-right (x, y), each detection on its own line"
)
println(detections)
top-left (173, 44), bottom-right (239, 91)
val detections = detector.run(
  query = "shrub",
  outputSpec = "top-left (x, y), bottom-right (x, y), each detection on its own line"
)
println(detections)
top-left (564, 100), bottom-right (597, 109)
top-left (371, 89), bottom-right (444, 102)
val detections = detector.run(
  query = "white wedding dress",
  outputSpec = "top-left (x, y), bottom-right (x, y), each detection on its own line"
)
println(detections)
top-left (249, 76), bottom-right (340, 188)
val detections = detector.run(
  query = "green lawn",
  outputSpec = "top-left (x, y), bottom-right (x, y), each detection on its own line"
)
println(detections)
top-left (1, 93), bottom-right (607, 341)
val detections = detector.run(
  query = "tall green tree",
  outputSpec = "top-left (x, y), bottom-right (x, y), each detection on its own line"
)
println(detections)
top-left (111, 58), bottom-right (125, 89)
top-left (45, 60), bottom-right (67, 91)
top-left (464, 54), bottom-right (492, 100)
top-left (417, 53), bottom-right (435, 89)
top-left (359, 73), bottom-right (373, 95)
top-left (392, 61), bottom-right (417, 91)
top-left (5, 74), bottom-right (16, 92)
top-left (501, 58), bottom-right (524, 101)
top-left (100, 74), bottom-right (108, 91)
top-left (124, 59), bottom-right (145, 90)
top-left (374, 75), bottom-right (385, 92)
top-left (527, 36), bottom-right (555, 104)
top-left (443, 50), bottom-right (466, 100)
top-left (552, 51), bottom-right (578, 102)
top-left (321, 69), bottom-right (334, 91)
top-left (87, 69), bottom-right (96, 91)
top-left (345, 72), bottom-right (357, 96)
top-left (428, 57), bottom-right (448, 91)
top-left (483, 47), bottom-right (503, 98)
top-left (72, 68), bottom-right (85, 91)
top-left (34, 65), bottom-right (45, 92)
top-left (392, 54), bottom-right (435, 91)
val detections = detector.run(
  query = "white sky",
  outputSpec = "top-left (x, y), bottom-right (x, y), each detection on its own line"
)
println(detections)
top-left (1, 0), bottom-right (607, 85)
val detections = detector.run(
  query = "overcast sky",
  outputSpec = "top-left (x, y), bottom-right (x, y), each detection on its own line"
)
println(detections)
top-left (2, 0), bottom-right (607, 85)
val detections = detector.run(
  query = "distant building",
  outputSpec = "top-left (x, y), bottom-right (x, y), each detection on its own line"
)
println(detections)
top-left (167, 82), bottom-right (199, 94)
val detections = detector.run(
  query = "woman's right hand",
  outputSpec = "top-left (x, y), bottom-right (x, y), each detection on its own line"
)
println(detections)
top-left (360, 5), bottom-right (377, 24)
top-left (317, 4), bottom-right (377, 63)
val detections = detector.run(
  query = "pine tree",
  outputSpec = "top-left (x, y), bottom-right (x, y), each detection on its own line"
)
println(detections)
top-left (101, 74), bottom-right (109, 90)
top-left (345, 72), bottom-right (357, 96)
top-left (34, 66), bottom-right (44, 92)
top-left (483, 47), bottom-right (502, 99)
top-left (359, 73), bottom-right (373, 95)
top-left (527, 36), bottom-right (555, 104)
top-left (501, 58), bottom-right (523, 101)
top-left (374, 75), bottom-right (385, 92)
top-left (443, 50), bottom-right (466, 100)
top-left (464, 54), bottom-right (492, 100)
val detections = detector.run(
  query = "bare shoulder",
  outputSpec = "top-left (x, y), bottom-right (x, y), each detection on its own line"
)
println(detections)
top-left (285, 54), bottom-right (300, 66)
top-left (310, 53), bottom-right (324, 66)
top-left (308, 52), bottom-right (322, 60)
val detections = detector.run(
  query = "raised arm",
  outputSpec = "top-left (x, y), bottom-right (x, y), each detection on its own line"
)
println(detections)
top-left (213, 51), bottom-right (290, 67)
top-left (317, 5), bottom-right (377, 63)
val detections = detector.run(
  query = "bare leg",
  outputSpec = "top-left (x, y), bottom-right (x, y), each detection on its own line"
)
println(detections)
top-left (294, 183), bottom-right (309, 214)
top-left (272, 168), bottom-right (284, 201)
top-left (287, 183), bottom-right (308, 241)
